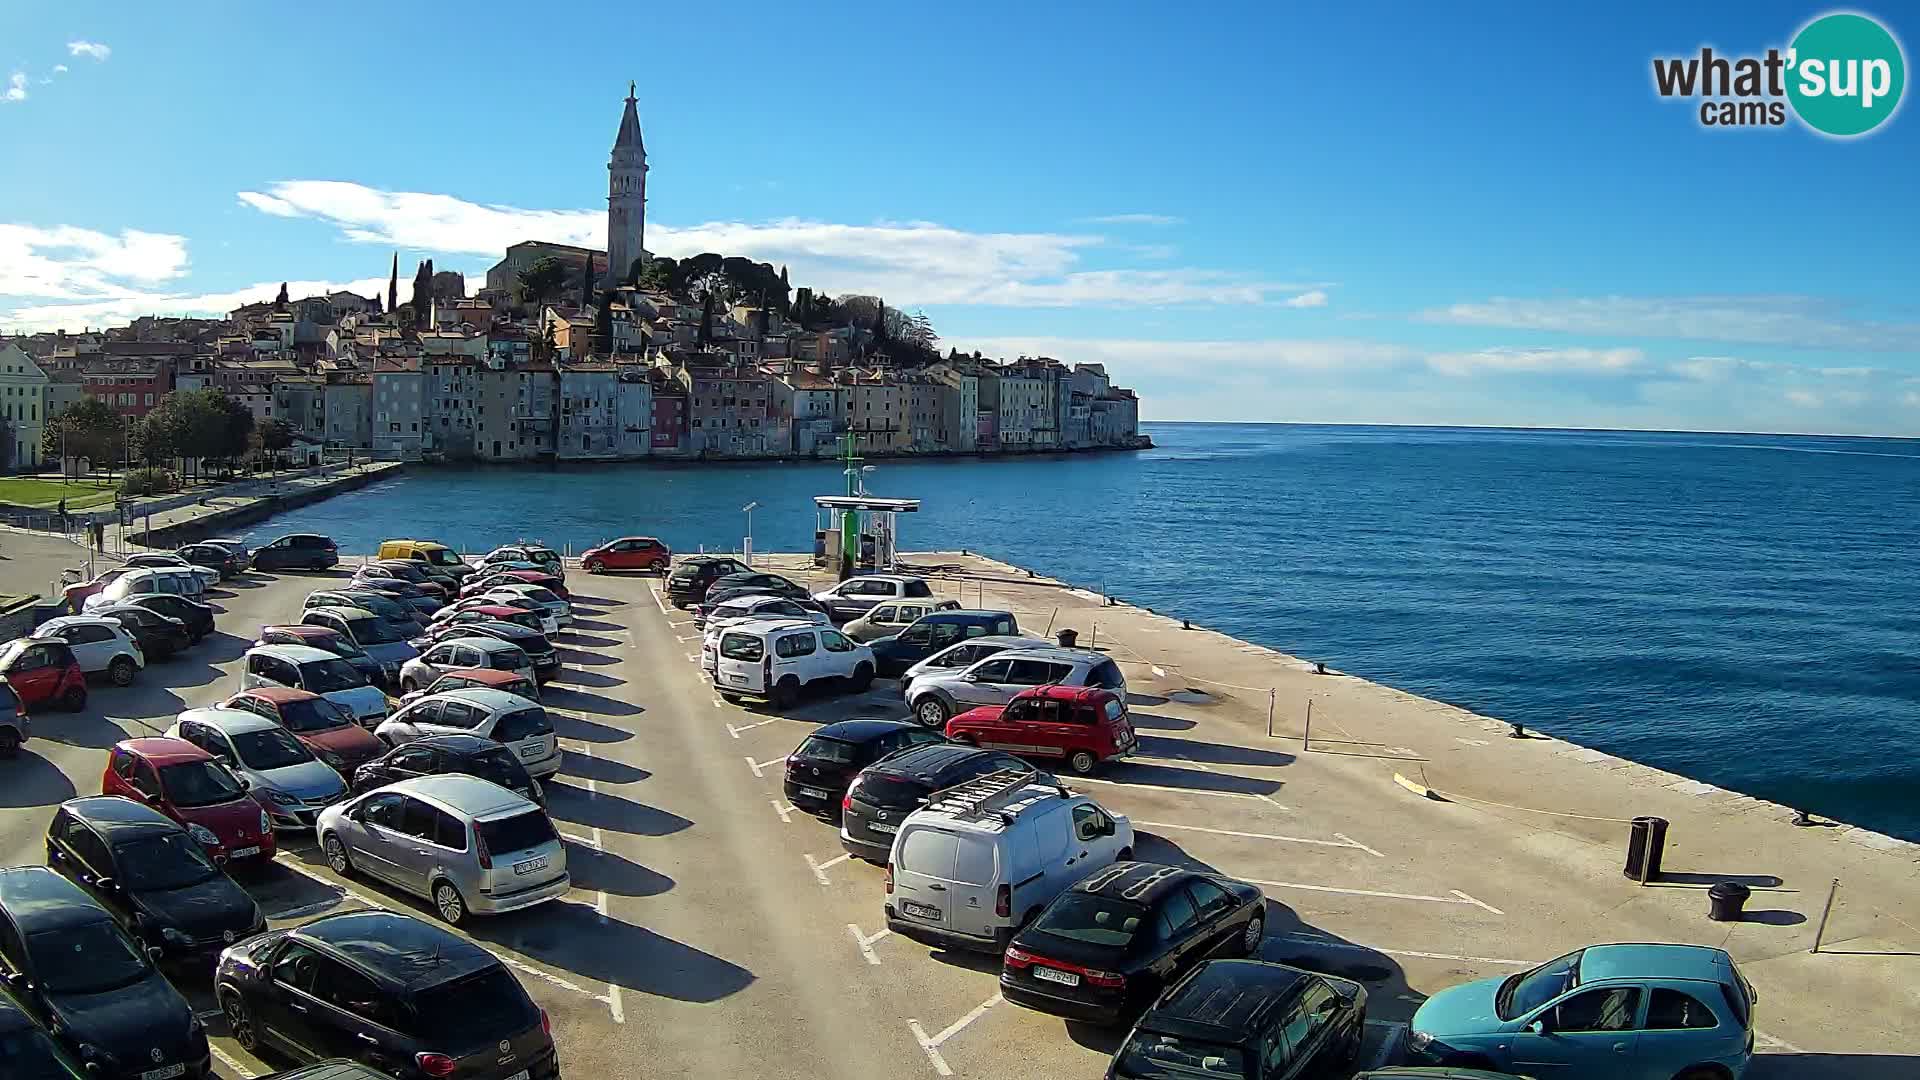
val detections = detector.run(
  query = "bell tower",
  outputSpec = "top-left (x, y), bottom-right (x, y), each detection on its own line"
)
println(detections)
top-left (607, 82), bottom-right (648, 288)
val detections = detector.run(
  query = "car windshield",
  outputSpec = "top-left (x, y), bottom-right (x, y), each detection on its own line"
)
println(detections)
top-left (409, 967), bottom-right (535, 1047)
top-left (279, 696), bottom-right (352, 733)
top-left (232, 728), bottom-right (313, 770)
top-left (348, 617), bottom-right (404, 645)
top-left (470, 748), bottom-right (533, 789)
top-left (493, 707), bottom-right (552, 742)
top-left (478, 810), bottom-right (555, 854)
top-left (157, 760), bottom-right (248, 807)
top-left (1498, 949), bottom-right (1584, 1020)
top-left (1034, 893), bottom-right (1149, 947)
top-left (1114, 1032), bottom-right (1247, 1079)
top-left (309, 634), bottom-right (366, 659)
top-left (520, 587), bottom-right (559, 604)
top-left (299, 659), bottom-right (369, 693)
top-left (114, 832), bottom-right (221, 891)
top-left (853, 773), bottom-right (930, 809)
top-left (0, 1025), bottom-right (79, 1078)
top-left (424, 548), bottom-right (463, 566)
top-left (348, 595), bottom-right (405, 618)
top-left (29, 921), bottom-right (149, 994)
top-left (796, 735), bottom-right (858, 764)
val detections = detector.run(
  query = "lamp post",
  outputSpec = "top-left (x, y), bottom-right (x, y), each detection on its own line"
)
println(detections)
top-left (742, 501), bottom-right (758, 563)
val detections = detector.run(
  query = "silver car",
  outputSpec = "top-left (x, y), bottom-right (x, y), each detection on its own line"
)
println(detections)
top-left (899, 634), bottom-right (1053, 683)
top-left (398, 637), bottom-right (537, 697)
top-left (484, 582), bottom-right (571, 628)
top-left (316, 773), bottom-right (569, 925)
top-left (904, 646), bottom-right (1129, 728)
top-left (374, 688), bottom-right (561, 780)
top-left (167, 708), bottom-right (349, 830)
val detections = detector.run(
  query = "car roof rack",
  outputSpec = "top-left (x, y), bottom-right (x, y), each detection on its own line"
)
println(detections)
top-left (924, 767), bottom-right (1066, 824)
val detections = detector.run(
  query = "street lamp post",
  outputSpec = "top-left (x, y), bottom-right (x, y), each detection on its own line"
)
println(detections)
top-left (742, 501), bottom-right (758, 563)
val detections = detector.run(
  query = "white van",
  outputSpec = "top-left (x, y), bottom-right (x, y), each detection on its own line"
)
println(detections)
top-left (884, 768), bottom-right (1133, 952)
top-left (711, 618), bottom-right (876, 708)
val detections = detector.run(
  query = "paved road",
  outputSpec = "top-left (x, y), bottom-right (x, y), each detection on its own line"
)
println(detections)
top-left (0, 544), bottom-right (1908, 1078)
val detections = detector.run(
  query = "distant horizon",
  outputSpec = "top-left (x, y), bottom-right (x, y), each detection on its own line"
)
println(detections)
top-left (1138, 419), bottom-right (1920, 442)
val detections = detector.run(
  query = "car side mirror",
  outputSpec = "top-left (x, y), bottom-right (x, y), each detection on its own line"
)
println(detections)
top-left (1528, 1018), bottom-right (1547, 1035)
top-left (96, 877), bottom-right (117, 893)
top-left (962, 672), bottom-right (980, 682)
top-left (146, 945), bottom-right (164, 963)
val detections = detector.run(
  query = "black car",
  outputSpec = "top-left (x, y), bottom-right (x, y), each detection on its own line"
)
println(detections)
top-left (256, 1061), bottom-right (391, 1080)
top-left (353, 733), bottom-right (543, 805)
top-left (44, 797), bottom-right (264, 968)
top-left (306, 590), bottom-right (426, 638)
top-left (175, 542), bottom-right (248, 579)
top-left (94, 604), bottom-right (192, 661)
top-left (0, 980), bottom-right (88, 1079)
top-left (417, 621), bottom-right (560, 682)
top-left (666, 555), bottom-right (752, 607)
top-left (783, 720), bottom-right (948, 816)
top-left (215, 910), bottom-right (560, 1080)
top-left (0, 866), bottom-right (211, 1080)
top-left (868, 609), bottom-right (1022, 677)
top-left (1002, 861), bottom-right (1269, 1024)
top-left (1106, 960), bottom-right (1367, 1079)
top-left (252, 533), bottom-right (340, 571)
top-left (701, 572), bottom-right (810, 605)
top-left (840, 743), bottom-right (1041, 861)
top-left (368, 559), bottom-right (456, 592)
top-left (124, 593), bottom-right (216, 643)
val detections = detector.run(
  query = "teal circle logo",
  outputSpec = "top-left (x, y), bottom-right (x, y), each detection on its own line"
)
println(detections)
top-left (1787, 12), bottom-right (1906, 136)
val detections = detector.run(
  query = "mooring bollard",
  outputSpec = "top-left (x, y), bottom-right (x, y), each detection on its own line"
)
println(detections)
top-left (1509, 722), bottom-right (1527, 739)
top-left (1708, 881), bottom-right (1751, 922)
top-left (1792, 809), bottom-right (1816, 827)
top-left (1624, 816), bottom-right (1669, 882)
top-left (1313, 661), bottom-right (1328, 675)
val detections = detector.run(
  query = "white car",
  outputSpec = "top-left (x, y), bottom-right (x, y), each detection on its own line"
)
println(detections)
top-left (811, 574), bottom-right (937, 622)
top-left (168, 707), bottom-right (349, 830)
top-left (699, 596), bottom-right (830, 673)
top-left (905, 646), bottom-right (1128, 729)
top-left (82, 566), bottom-right (207, 611)
top-left (373, 687), bottom-right (561, 780)
top-left (35, 614), bottom-right (145, 686)
top-left (398, 637), bottom-right (536, 695)
top-left (900, 635), bottom-right (1053, 683)
top-left (122, 552), bottom-right (222, 588)
top-left (483, 583), bottom-right (571, 629)
top-left (710, 618), bottom-right (875, 708)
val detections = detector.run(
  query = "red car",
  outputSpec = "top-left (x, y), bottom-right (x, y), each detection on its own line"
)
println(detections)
top-left (944, 685), bottom-right (1138, 775)
top-left (460, 568), bottom-right (569, 601)
top-left (220, 687), bottom-right (386, 776)
top-left (0, 636), bottom-right (88, 713)
top-left (582, 536), bottom-right (671, 574)
top-left (427, 604), bottom-right (545, 636)
top-left (102, 737), bottom-right (277, 865)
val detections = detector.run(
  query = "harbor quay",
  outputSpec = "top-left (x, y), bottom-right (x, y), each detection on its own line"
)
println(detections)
top-left (0, 530), bottom-right (1912, 1078)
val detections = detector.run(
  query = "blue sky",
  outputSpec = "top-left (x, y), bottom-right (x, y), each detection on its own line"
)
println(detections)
top-left (2, 1), bottom-right (1916, 434)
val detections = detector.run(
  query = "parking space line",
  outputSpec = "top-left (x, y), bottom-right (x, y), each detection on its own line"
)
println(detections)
top-left (1363, 1020), bottom-right (1406, 1070)
top-left (1755, 1031), bottom-right (1805, 1054)
top-left (1449, 889), bottom-right (1504, 915)
top-left (1281, 931), bottom-right (1533, 966)
top-left (805, 852), bottom-right (850, 885)
top-left (1070, 775), bottom-right (1289, 809)
top-left (562, 831), bottom-right (601, 851)
top-left (770, 800), bottom-right (796, 823)
top-left (745, 756), bottom-right (783, 777)
top-left (685, 652), bottom-right (699, 663)
top-left (649, 587), bottom-right (669, 616)
top-left (274, 855), bottom-right (387, 911)
top-left (728, 717), bottom-right (782, 739)
top-left (1138, 820), bottom-right (1380, 855)
top-left (210, 1044), bottom-right (258, 1079)
top-left (607, 984), bottom-right (624, 1024)
top-left (263, 897), bottom-right (347, 921)
top-left (848, 922), bottom-right (891, 965)
top-left (1251, 878), bottom-right (1503, 914)
top-left (1333, 832), bottom-right (1385, 858)
top-left (497, 952), bottom-right (596, 997)
top-left (907, 992), bottom-right (1001, 1077)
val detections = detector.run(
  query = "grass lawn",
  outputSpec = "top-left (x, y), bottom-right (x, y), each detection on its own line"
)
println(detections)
top-left (0, 477), bottom-right (121, 510)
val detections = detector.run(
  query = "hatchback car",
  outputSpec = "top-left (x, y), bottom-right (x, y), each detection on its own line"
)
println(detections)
top-left (102, 739), bottom-right (277, 865)
top-left (251, 532), bottom-right (339, 571)
top-left (581, 535), bottom-right (670, 574)
top-left (0, 866), bottom-right (210, 1080)
top-left (478, 544), bottom-right (565, 581)
top-left (698, 593), bottom-right (829, 635)
top-left (424, 604), bottom-right (546, 638)
top-left (174, 541), bottom-right (249, 579)
top-left (167, 709), bottom-right (349, 831)
top-left (484, 582), bottom-right (571, 627)
top-left (353, 733), bottom-right (543, 805)
top-left (1407, 943), bottom-right (1755, 1079)
top-left (949, 685), bottom-right (1138, 775)
top-left (0, 638), bottom-right (87, 713)
top-left (1003, 862), bottom-right (1268, 1023)
top-left (93, 603), bottom-right (192, 661)
top-left (839, 742), bottom-right (1042, 862)
top-left (317, 774), bottom-right (568, 924)
top-left (301, 606), bottom-right (420, 686)
top-left (399, 637), bottom-right (536, 696)
top-left (1107, 960), bottom-right (1368, 1079)
top-left (124, 592), bottom-right (216, 643)
top-left (398, 666), bottom-right (540, 708)
top-left (665, 555), bottom-right (752, 606)
top-left (375, 689), bottom-right (560, 781)
top-left (711, 619), bottom-right (876, 707)
top-left (699, 571), bottom-right (810, 607)
top-left (812, 573), bottom-right (936, 622)
top-left (414, 621), bottom-right (560, 683)
top-left (34, 615), bottom-right (145, 686)
top-left (0, 982), bottom-right (87, 1079)
top-left (0, 681), bottom-right (27, 759)
top-left (842, 598), bottom-right (963, 643)
top-left (215, 910), bottom-right (559, 1078)
top-left (782, 719), bottom-right (949, 817)
top-left (122, 553), bottom-right (222, 589)
top-left (45, 796), bottom-right (264, 969)
top-left (352, 564), bottom-right (449, 601)
top-left (254, 624), bottom-right (385, 686)
top-left (463, 591), bottom-right (563, 635)
top-left (345, 573), bottom-right (443, 615)
top-left (82, 566), bottom-right (208, 611)
top-left (241, 644), bottom-right (389, 727)
top-left (303, 589), bottom-right (425, 639)
top-left (364, 557), bottom-right (458, 591)
top-left (870, 612), bottom-right (1024, 677)
top-left (908, 646), bottom-right (1128, 729)
top-left (221, 688), bottom-right (387, 778)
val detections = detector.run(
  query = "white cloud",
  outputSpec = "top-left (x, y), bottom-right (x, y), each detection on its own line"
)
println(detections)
top-left (1785, 389), bottom-right (1823, 407)
top-left (0, 275), bottom-right (406, 333)
top-left (1282, 289), bottom-right (1329, 309)
top-left (234, 180), bottom-right (1314, 309)
top-left (1666, 356), bottom-right (1778, 381)
top-left (3, 73), bottom-right (26, 103)
top-left (66, 40), bottom-right (111, 61)
top-left (53, 64), bottom-right (68, 74)
top-left (952, 335), bottom-right (1413, 378)
top-left (1816, 366), bottom-right (1878, 377)
top-left (1425, 346), bottom-right (1643, 377)
top-left (0, 223), bottom-right (191, 300)
top-left (1422, 294), bottom-right (1920, 351)
top-left (1902, 391), bottom-right (1920, 407)
top-left (1079, 214), bottom-right (1184, 226)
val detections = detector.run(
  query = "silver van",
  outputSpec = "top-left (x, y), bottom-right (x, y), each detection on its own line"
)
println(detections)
top-left (316, 772), bottom-right (568, 925)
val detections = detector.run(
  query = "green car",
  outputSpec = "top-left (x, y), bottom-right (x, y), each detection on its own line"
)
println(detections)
top-left (0, 981), bottom-right (87, 1079)
top-left (1407, 943), bottom-right (1755, 1080)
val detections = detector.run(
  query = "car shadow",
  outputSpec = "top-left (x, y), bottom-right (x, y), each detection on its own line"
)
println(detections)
top-left (1134, 733), bottom-right (1294, 768)
top-left (1125, 711), bottom-right (1198, 731)
top-left (0, 751), bottom-right (78, 807)
top-left (1094, 760), bottom-right (1284, 797)
top-left (551, 668), bottom-right (626, 689)
top-left (541, 685), bottom-right (643, 718)
top-left (566, 617), bottom-right (623, 633)
top-left (926, 944), bottom-right (1005, 975)
top-left (545, 784), bottom-right (689, 837)
top-left (555, 632), bottom-right (620, 649)
top-left (553, 753), bottom-right (650, 786)
top-left (549, 712), bottom-right (634, 744)
top-left (563, 592), bottom-right (618, 607)
top-left (475, 899), bottom-right (755, 1003)
top-left (560, 843), bottom-right (674, 897)
top-left (555, 647), bottom-right (620, 667)
top-left (1751, 1054), bottom-right (1920, 1079)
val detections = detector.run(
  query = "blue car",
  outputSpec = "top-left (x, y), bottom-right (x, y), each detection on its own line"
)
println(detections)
top-left (1407, 943), bottom-right (1755, 1080)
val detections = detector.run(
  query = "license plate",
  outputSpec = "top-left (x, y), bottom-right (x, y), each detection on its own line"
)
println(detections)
top-left (513, 855), bottom-right (549, 875)
top-left (725, 672), bottom-right (748, 684)
top-left (230, 846), bottom-right (261, 858)
top-left (900, 901), bottom-right (940, 920)
top-left (1033, 967), bottom-right (1081, 987)
top-left (143, 1066), bottom-right (185, 1080)
top-left (800, 786), bottom-right (829, 799)
top-left (504, 1071), bottom-right (529, 1080)
top-left (868, 821), bottom-right (897, 835)
top-left (518, 743), bottom-right (542, 759)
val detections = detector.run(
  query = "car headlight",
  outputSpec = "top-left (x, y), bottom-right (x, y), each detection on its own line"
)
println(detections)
top-left (259, 809), bottom-right (273, 833)
top-left (161, 927), bottom-right (190, 947)
top-left (1408, 1030), bottom-right (1433, 1052)
top-left (264, 788), bottom-right (300, 807)
top-left (187, 823), bottom-right (220, 848)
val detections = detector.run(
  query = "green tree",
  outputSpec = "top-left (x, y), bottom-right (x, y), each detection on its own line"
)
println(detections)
top-left (387, 251), bottom-right (399, 313)
top-left (635, 256), bottom-right (674, 291)
top-left (411, 259), bottom-right (433, 326)
top-left (42, 398), bottom-right (119, 473)
top-left (255, 416), bottom-right (295, 473)
top-left (697, 290), bottom-right (715, 347)
top-left (517, 257), bottom-right (570, 307)
top-left (0, 416), bottom-right (13, 471)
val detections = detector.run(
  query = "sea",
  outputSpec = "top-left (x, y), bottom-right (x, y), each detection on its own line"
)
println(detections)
top-left (242, 423), bottom-right (1920, 841)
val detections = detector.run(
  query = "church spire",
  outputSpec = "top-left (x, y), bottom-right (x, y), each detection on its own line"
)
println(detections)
top-left (605, 82), bottom-right (649, 288)
top-left (614, 82), bottom-right (645, 155)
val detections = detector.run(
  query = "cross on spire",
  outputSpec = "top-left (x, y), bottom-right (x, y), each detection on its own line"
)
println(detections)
top-left (627, 80), bottom-right (636, 101)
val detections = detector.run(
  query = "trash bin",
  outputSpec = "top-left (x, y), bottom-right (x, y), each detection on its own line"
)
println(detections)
top-left (1056, 629), bottom-right (1079, 648)
top-left (1623, 816), bottom-right (1669, 882)
top-left (1708, 881), bottom-right (1751, 922)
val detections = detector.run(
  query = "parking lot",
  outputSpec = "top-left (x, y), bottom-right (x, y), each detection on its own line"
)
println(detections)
top-left (1, 537), bottom-right (1913, 1078)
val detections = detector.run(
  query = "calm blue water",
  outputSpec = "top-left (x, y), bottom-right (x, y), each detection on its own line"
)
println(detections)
top-left (247, 424), bottom-right (1920, 840)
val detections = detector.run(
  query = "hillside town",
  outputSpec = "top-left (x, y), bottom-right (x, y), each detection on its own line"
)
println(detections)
top-left (0, 87), bottom-right (1145, 473)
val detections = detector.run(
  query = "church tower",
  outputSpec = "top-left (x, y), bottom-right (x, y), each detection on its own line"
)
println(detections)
top-left (606, 82), bottom-right (649, 288)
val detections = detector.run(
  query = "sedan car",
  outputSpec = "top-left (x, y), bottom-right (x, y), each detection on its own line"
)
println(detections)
top-left (45, 796), bottom-right (264, 970)
top-left (220, 688), bottom-right (387, 778)
top-left (697, 593), bottom-right (828, 635)
top-left (124, 593), bottom-right (216, 643)
top-left (701, 571), bottom-right (811, 605)
top-left (1003, 861), bottom-right (1269, 1024)
top-left (0, 866), bottom-right (210, 1080)
top-left (581, 535), bottom-right (669, 574)
top-left (302, 589), bottom-right (426, 640)
top-left (101, 738), bottom-right (277, 866)
top-left (413, 621), bottom-right (559, 683)
top-left (353, 564), bottom-right (449, 600)
top-left (93, 603), bottom-right (192, 661)
top-left (1407, 944), bottom-right (1755, 1080)
top-left (352, 732), bottom-right (543, 805)
top-left (424, 604), bottom-right (546, 638)
top-left (781, 719), bottom-right (948, 817)
top-left (166, 709), bottom-right (349, 831)
top-left (0, 638), bottom-right (87, 713)
top-left (175, 542), bottom-right (249, 579)
top-left (1107, 960), bottom-right (1367, 1079)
